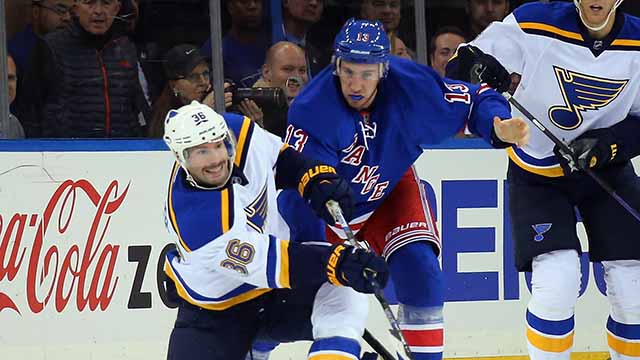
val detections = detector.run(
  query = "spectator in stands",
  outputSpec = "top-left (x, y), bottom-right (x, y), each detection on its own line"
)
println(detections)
top-left (119, 0), bottom-right (154, 106)
top-left (393, 36), bottom-right (412, 60)
top-left (2, 55), bottom-right (26, 139)
top-left (252, 41), bottom-right (308, 137)
top-left (202, 0), bottom-right (269, 88)
top-left (282, 0), bottom-right (330, 77)
top-left (465, 0), bottom-right (510, 40)
top-left (148, 44), bottom-right (235, 138)
top-left (429, 26), bottom-right (465, 77)
top-left (360, 0), bottom-right (414, 59)
top-left (8, 0), bottom-right (73, 72)
top-left (17, 0), bottom-right (148, 138)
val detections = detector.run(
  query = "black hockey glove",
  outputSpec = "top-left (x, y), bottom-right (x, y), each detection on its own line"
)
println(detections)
top-left (448, 45), bottom-right (512, 93)
top-left (553, 128), bottom-right (618, 176)
top-left (298, 165), bottom-right (355, 225)
top-left (324, 244), bottom-right (389, 294)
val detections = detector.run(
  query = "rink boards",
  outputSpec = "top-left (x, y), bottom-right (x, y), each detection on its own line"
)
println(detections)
top-left (0, 140), bottom-right (632, 359)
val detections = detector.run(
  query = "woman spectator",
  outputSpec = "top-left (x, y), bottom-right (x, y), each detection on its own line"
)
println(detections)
top-left (148, 44), bottom-right (233, 138)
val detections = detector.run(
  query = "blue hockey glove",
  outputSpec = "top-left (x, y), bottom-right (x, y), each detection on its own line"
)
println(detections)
top-left (298, 165), bottom-right (355, 225)
top-left (448, 45), bottom-right (511, 93)
top-left (553, 128), bottom-right (618, 175)
top-left (324, 244), bottom-right (389, 294)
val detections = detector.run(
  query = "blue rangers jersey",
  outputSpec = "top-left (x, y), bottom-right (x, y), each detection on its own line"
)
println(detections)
top-left (163, 113), bottom-right (293, 310)
top-left (285, 56), bottom-right (512, 220)
top-left (471, 2), bottom-right (640, 177)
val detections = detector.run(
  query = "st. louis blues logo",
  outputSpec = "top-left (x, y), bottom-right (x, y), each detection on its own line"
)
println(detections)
top-left (549, 66), bottom-right (628, 130)
top-left (532, 223), bottom-right (552, 242)
top-left (245, 181), bottom-right (268, 233)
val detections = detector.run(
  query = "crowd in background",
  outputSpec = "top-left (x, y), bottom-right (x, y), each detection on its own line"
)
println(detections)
top-left (2, 0), bottom-right (640, 139)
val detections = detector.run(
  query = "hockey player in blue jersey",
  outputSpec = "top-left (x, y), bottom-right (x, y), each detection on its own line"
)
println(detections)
top-left (279, 18), bottom-right (530, 359)
top-left (161, 100), bottom-right (389, 360)
top-left (447, 0), bottom-right (640, 359)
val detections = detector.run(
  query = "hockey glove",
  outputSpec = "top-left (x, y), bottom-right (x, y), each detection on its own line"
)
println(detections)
top-left (324, 244), bottom-right (389, 294)
top-left (298, 165), bottom-right (355, 225)
top-left (449, 45), bottom-right (512, 93)
top-left (553, 128), bottom-right (618, 175)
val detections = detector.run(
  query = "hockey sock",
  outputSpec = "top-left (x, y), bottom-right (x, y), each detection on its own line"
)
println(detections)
top-left (603, 260), bottom-right (640, 359)
top-left (389, 242), bottom-right (444, 360)
top-left (307, 336), bottom-right (361, 360)
top-left (526, 309), bottom-right (574, 359)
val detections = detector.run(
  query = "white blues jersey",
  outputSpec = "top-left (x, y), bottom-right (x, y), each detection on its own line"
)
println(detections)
top-left (472, 1), bottom-right (640, 177)
top-left (163, 114), bottom-right (292, 311)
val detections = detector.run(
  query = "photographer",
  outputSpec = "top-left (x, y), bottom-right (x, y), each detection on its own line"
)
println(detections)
top-left (148, 44), bottom-right (237, 138)
top-left (241, 41), bottom-right (308, 138)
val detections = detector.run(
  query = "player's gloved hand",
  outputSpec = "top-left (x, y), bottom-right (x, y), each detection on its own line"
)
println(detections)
top-left (553, 128), bottom-right (618, 175)
top-left (299, 165), bottom-right (355, 225)
top-left (324, 244), bottom-right (389, 294)
top-left (452, 45), bottom-right (512, 93)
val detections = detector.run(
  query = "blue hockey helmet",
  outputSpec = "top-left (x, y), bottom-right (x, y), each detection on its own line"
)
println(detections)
top-left (333, 18), bottom-right (390, 78)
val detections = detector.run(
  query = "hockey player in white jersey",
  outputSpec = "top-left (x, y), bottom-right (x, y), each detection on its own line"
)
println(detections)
top-left (161, 100), bottom-right (389, 360)
top-left (447, 1), bottom-right (640, 359)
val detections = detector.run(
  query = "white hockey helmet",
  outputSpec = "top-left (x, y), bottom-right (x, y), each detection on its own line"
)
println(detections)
top-left (163, 100), bottom-right (236, 188)
top-left (574, 0), bottom-right (624, 32)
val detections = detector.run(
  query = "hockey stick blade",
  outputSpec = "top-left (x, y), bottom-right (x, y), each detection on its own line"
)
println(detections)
top-left (326, 200), bottom-right (415, 360)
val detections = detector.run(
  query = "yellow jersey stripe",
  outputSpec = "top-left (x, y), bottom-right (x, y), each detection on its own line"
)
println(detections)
top-left (519, 22), bottom-right (583, 41)
top-left (279, 240), bottom-right (291, 288)
top-left (608, 333), bottom-right (640, 356)
top-left (164, 260), bottom-right (271, 311)
top-left (221, 188), bottom-right (231, 233)
top-left (309, 354), bottom-right (356, 360)
top-left (612, 39), bottom-right (640, 47)
top-left (527, 327), bottom-right (574, 352)
top-left (168, 162), bottom-right (192, 252)
top-left (234, 116), bottom-right (252, 167)
top-left (507, 148), bottom-right (564, 177)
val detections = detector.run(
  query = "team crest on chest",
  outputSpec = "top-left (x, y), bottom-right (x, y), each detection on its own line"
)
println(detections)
top-left (245, 181), bottom-right (268, 233)
top-left (548, 66), bottom-right (628, 130)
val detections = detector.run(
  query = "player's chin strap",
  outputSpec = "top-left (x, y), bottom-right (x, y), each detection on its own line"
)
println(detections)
top-left (574, 0), bottom-right (623, 32)
top-left (326, 200), bottom-right (414, 360)
top-left (500, 92), bottom-right (640, 224)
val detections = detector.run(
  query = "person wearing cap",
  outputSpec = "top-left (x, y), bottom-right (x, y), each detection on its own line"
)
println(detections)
top-left (17, 0), bottom-right (148, 138)
top-left (148, 44), bottom-right (266, 138)
top-left (147, 44), bottom-right (234, 138)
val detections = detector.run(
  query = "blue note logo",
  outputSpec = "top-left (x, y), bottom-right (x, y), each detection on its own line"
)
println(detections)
top-left (549, 66), bottom-right (628, 130)
top-left (532, 223), bottom-right (552, 242)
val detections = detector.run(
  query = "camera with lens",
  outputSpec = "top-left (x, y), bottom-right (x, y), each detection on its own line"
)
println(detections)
top-left (229, 84), bottom-right (287, 112)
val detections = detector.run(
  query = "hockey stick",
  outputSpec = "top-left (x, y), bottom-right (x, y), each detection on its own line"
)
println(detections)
top-left (326, 200), bottom-right (414, 360)
top-left (502, 93), bottom-right (640, 223)
top-left (363, 329), bottom-right (398, 360)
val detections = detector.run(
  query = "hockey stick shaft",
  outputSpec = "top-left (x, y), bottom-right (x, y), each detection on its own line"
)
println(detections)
top-left (326, 200), bottom-right (415, 360)
top-left (363, 329), bottom-right (398, 360)
top-left (503, 93), bottom-right (640, 223)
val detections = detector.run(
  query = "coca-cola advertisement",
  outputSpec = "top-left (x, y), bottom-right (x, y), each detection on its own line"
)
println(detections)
top-left (0, 152), bottom-right (177, 359)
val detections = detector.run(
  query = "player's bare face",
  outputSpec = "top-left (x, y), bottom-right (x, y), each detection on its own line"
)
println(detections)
top-left (337, 61), bottom-right (380, 111)
top-left (579, 0), bottom-right (617, 27)
top-left (185, 141), bottom-right (230, 187)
